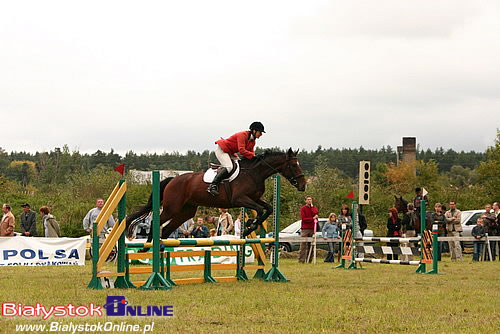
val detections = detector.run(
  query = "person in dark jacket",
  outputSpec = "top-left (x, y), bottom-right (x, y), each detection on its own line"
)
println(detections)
top-left (472, 218), bottom-right (486, 261)
top-left (386, 208), bottom-right (402, 260)
top-left (20, 203), bottom-right (37, 237)
top-left (430, 203), bottom-right (446, 260)
top-left (191, 218), bottom-right (209, 238)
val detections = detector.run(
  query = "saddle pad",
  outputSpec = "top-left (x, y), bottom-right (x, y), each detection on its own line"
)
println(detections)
top-left (203, 162), bottom-right (240, 183)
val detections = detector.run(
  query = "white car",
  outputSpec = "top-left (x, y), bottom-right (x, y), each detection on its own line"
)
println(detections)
top-left (461, 210), bottom-right (487, 247)
top-left (270, 218), bottom-right (373, 252)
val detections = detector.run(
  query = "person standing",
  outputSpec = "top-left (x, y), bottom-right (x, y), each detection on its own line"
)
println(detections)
top-left (299, 196), bottom-right (318, 263)
top-left (493, 202), bottom-right (500, 260)
top-left (39, 206), bottom-right (60, 237)
top-left (483, 204), bottom-right (497, 261)
top-left (431, 203), bottom-right (446, 261)
top-left (207, 122), bottom-right (265, 196)
top-left (386, 208), bottom-right (402, 260)
top-left (337, 204), bottom-right (352, 230)
top-left (472, 218), bottom-right (486, 261)
top-left (322, 213), bottom-right (339, 263)
top-left (179, 219), bottom-right (195, 238)
top-left (445, 201), bottom-right (463, 261)
top-left (20, 203), bottom-right (37, 237)
top-left (82, 198), bottom-right (115, 242)
top-left (217, 208), bottom-right (234, 236)
top-left (401, 203), bottom-right (418, 262)
top-left (1, 204), bottom-right (15, 237)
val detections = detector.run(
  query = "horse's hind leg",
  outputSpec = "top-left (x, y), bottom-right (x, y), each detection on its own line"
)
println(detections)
top-left (160, 204), bottom-right (198, 239)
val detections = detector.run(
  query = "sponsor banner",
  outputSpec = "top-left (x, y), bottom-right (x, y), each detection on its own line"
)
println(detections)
top-left (0, 237), bottom-right (86, 266)
top-left (126, 236), bottom-right (255, 265)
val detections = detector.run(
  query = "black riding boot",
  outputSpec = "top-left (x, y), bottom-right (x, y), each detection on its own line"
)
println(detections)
top-left (207, 167), bottom-right (228, 196)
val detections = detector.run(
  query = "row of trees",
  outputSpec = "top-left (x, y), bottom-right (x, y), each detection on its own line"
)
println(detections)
top-left (0, 132), bottom-right (497, 237)
top-left (0, 145), bottom-right (487, 186)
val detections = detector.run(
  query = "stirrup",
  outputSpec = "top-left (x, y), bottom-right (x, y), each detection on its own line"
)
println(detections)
top-left (207, 184), bottom-right (219, 196)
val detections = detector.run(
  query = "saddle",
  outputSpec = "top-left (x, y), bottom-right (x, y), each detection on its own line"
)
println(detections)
top-left (202, 160), bottom-right (240, 184)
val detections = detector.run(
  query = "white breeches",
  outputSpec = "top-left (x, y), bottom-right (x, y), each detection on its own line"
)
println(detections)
top-left (215, 145), bottom-right (234, 173)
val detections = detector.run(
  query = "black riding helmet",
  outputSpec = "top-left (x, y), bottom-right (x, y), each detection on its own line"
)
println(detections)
top-left (249, 121), bottom-right (265, 133)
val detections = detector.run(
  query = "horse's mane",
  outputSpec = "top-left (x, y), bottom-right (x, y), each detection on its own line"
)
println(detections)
top-left (239, 150), bottom-right (285, 168)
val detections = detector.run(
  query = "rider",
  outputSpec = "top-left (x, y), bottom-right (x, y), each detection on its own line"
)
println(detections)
top-left (207, 121), bottom-right (265, 196)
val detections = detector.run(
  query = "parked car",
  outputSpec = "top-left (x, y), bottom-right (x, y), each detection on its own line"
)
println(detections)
top-left (460, 210), bottom-right (486, 247)
top-left (268, 218), bottom-right (373, 252)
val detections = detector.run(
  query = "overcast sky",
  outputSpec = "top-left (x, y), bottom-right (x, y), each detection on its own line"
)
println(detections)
top-left (1, 1), bottom-right (498, 155)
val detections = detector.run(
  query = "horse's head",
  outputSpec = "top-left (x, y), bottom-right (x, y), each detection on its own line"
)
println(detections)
top-left (280, 148), bottom-right (306, 192)
top-left (394, 195), bottom-right (408, 214)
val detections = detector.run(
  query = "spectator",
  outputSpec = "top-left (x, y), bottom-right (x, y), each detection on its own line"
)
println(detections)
top-left (413, 187), bottom-right (429, 218)
top-left (493, 202), bottom-right (500, 260)
top-left (430, 203), bottom-right (446, 261)
top-left (322, 213), bottom-right (339, 263)
top-left (39, 206), bottom-right (60, 237)
top-left (191, 218), bottom-right (209, 238)
top-left (472, 218), bottom-right (486, 261)
top-left (82, 198), bottom-right (115, 242)
top-left (217, 208), bottom-right (234, 236)
top-left (204, 216), bottom-right (218, 234)
top-left (234, 213), bottom-right (242, 237)
top-left (386, 208), bottom-right (402, 260)
top-left (299, 196), bottom-right (318, 263)
top-left (482, 204), bottom-right (497, 261)
top-left (401, 203), bottom-right (418, 262)
top-left (358, 209), bottom-right (367, 236)
top-left (337, 204), bottom-right (352, 230)
top-left (445, 201), bottom-right (463, 261)
top-left (1, 204), bottom-right (15, 237)
top-left (440, 204), bottom-right (450, 253)
top-left (20, 203), bottom-right (37, 237)
top-left (209, 228), bottom-right (216, 237)
top-left (179, 218), bottom-right (195, 238)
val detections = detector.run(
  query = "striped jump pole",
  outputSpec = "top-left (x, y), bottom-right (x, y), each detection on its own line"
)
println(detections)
top-left (346, 201), bottom-right (360, 270)
top-left (263, 175), bottom-right (288, 282)
top-left (425, 224), bottom-right (440, 274)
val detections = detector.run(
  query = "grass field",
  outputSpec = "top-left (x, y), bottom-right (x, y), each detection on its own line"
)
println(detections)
top-left (1, 257), bottom-right (499, 334)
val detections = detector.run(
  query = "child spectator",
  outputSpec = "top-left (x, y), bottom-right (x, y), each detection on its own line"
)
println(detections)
top-left (337, 204), bottom-right (352, 230)
top-left (472, 218), bottom-right (486, 261)
top-left (322, 213), bottom-right (339, 262)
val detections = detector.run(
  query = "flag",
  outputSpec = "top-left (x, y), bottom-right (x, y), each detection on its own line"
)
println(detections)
top-left (114, 163), bottom-right (125, 176)
top-left (422, 187), bottom-right (428, 197)
top-left (347, 191), bottom-right (355, 199)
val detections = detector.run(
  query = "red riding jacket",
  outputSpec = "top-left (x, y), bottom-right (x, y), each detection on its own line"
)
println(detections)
top-left (216, 131), bottom-right (256, 160)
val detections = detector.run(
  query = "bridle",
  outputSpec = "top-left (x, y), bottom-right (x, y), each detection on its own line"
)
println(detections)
top-left (258, 156), bottom-right (304, 187)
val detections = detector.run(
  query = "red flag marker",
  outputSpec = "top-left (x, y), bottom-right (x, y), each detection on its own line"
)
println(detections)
top-left (114, 163), bottom-right (125, 176)
top-left (347, 191), bottom-right (354, 199)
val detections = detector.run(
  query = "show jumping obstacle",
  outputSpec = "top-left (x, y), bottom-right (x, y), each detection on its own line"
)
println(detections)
top-left (335, 200), bottom-right (439, 274)
top-left (88, 170), bottom-right (287, 290)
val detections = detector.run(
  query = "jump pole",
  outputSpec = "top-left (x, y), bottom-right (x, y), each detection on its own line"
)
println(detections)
top-left (263, 175), bottom-right (288, 282)
top-left (140, 170), bottom-right (171, 290)
top-left (416, 200), bottom-right (427, 273)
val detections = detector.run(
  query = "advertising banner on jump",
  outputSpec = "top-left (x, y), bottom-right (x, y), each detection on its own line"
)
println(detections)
top-left (0, 237), bottom-right (87, 266)
top-left (127, 236), bottom-right (255, 265)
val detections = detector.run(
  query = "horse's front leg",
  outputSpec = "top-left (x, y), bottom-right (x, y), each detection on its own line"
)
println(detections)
top-left (232, 196), bottom-right (267, 237)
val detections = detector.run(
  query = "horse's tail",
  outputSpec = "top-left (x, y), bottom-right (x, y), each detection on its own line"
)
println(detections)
top-left (126, 177), bottom-right (174, 238)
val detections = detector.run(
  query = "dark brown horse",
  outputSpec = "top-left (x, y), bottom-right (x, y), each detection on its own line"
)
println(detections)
top-left (126, 149), bottom-right (306, 248)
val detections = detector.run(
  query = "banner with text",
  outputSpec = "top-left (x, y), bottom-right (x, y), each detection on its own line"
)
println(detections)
top-left (0, 237), bottom-right (87, 266)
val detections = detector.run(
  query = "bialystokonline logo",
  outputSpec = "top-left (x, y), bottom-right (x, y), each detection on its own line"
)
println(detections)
top-left (2, 296), bottom-right (173, 320)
